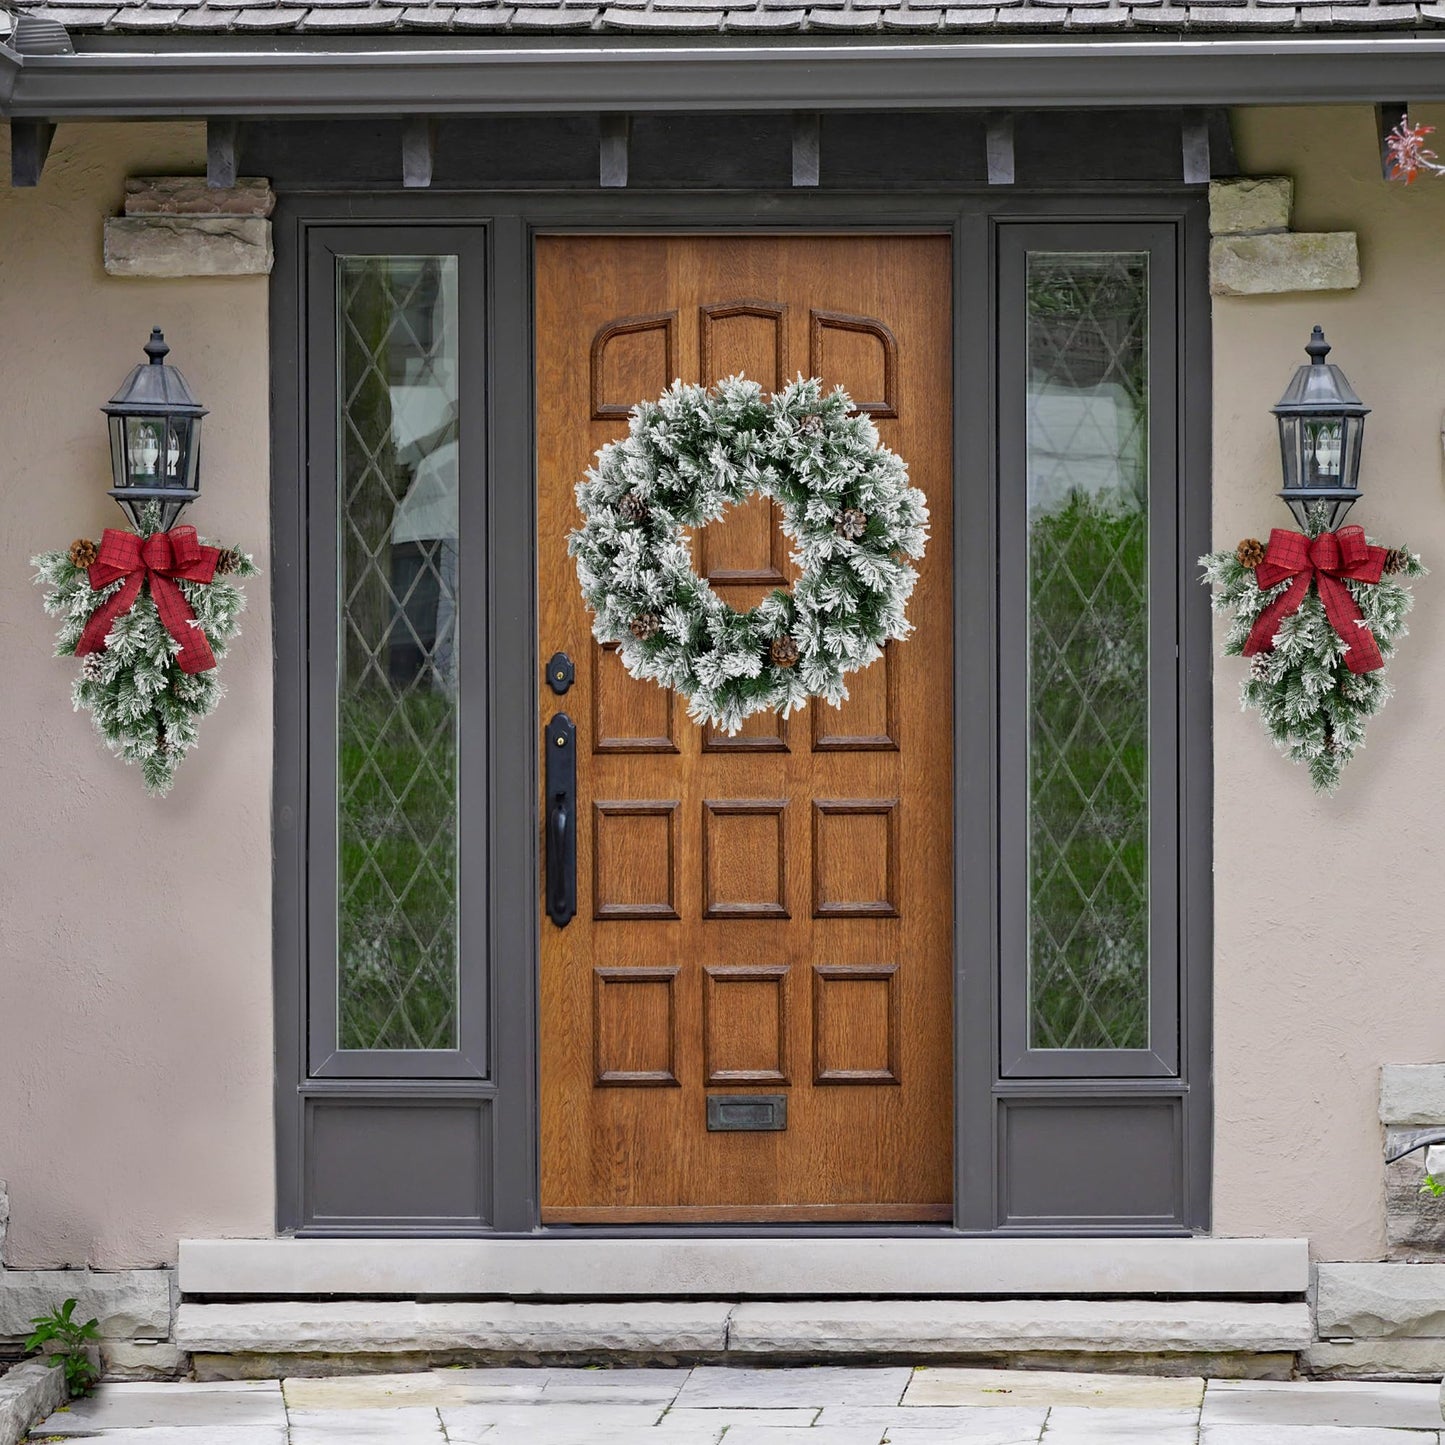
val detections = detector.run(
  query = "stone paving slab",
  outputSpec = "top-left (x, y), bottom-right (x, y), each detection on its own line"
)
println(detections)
top-left (904, 1366), bottom-right (1206, 1409)
top-left (814, 1403), bottom-right (1049, 1431)
top-left (882, 1428), bottom-right (1042, 1445)
top-left (662, 1406), bottom-right (820, 1426)
top-left (32, 1381), bottom-right (285, 1435)
top-left (671, 1364), bottom-right (912, 1407)
top-left (1041, 1404), bottom-right (1202, 1441)
top-left (1200, 1429), bottom-right (1444, 1444)
top-left (30, 1433), bottom-right (289, 1445)
top-left (1201, 1379), bottom-right (1443, 1429)
top-left (286, 1404), bottom-right (447, 1441)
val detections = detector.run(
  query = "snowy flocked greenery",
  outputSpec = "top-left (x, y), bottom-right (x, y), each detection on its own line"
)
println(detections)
top-left (1200, 509), bottom-right (1424, 793)
top-left (32, 503), bottom-right (257, 795)
top-left (569, 374), bottom-right (929, 733)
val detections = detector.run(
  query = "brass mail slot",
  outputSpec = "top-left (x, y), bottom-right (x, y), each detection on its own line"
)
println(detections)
top-left (706, 1094), bottom-right (788, 1132)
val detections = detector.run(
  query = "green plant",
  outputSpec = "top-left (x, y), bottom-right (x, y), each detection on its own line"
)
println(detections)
top-left (26, 1298), bottom-right (101, 1398)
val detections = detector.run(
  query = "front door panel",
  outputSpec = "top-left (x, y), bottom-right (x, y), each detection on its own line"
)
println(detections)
top-left (536, 234), bottom-right (953, 1222)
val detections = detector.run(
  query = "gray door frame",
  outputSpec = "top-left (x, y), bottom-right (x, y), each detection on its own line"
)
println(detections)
top-left (272, 186), bottom-right (1212, 1237)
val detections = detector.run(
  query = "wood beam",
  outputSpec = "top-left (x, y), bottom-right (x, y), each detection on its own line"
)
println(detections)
top-left (1376, 102), bottom-right (1409, 180)
top-left (402, 117), bottom-right (436, 188)
top-left (10, 120), bottom-right (55, 188)
top-left (207, 118), bottom-right (239, 189)
top-left (1181, 111), bottom-right (1211, 185)
top-left (791, 112), bottom-right (820, 187)
top-left (599, 114), bottom-right (630, 189)
top-left (985, 112), bottom-right (1014, 186)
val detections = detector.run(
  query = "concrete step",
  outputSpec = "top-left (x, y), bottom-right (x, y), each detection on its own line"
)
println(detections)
top-left (176, 1298), bottom-right (1313, 1370)
top-left (178, 1236), bottom-right (1310, 1299)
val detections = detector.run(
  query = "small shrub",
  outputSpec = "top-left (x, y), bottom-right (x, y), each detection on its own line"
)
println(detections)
top-left (26, 1298), bottom-right (101, 1398)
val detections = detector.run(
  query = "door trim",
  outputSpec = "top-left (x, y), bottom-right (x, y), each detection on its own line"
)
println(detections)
top-left (271, 187), bottom-right (1211, 1238)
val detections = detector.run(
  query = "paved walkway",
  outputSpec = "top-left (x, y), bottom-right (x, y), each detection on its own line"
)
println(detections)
top-left (26, 1367), bottom-right (1445, 1443)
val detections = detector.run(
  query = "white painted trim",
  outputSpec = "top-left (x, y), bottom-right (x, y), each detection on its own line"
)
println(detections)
top-left (179, 1237), bottom-right (1309, 1298)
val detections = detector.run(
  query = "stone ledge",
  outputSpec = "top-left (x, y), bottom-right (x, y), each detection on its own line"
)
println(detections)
top-left (1305, 1336), bottom-right (1445, 1381)
top-left (178, 1236), bottom-right (1312, 1298)
top-left (103, 216), bottom-right (273, 279)
top-left (726, 1300), bottom-right (1313, 1356)
top-left (1209, 176), bottom-right (1293, 236)
top-left (1316, 1263), bottom-right (1445, 1339)
top-left (1381, 1065), bottom-right (1445, 1126)
top-left (0, 1360), bottom-right (68, 1445)
top-left (176, 1301), bottom-right (733, 1356)
top-left (125, 176), bottom-right (274, 218)
top-left (1210, 231), bottom-right (1360, 297)
top-left (0, 1270), bottom-right (173, 1342)
top-left (176, 1298), bottom-right (1310, 1364)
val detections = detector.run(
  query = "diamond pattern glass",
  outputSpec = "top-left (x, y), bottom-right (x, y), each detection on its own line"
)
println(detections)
top-left (336, 256), bottom-right (461, 1052)
top-left (1025, 253), bottom-right (1150, 1052)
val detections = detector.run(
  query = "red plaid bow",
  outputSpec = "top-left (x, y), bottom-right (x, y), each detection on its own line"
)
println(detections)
top-left (1243, 524), bottom-right (1388, 675)
top-left (75, 525), bottom-right (222, 675)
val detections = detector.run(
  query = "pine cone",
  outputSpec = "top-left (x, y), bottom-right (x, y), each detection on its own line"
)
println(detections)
top-left (68, 538), bottom-right (99, 569)
top-left (1235, 538), bottom-right (1267, 569)
top-left (1384, 547), bottom-right (1410, 576)
top-left (1248, 653), bottom-right (1273, 682)
top-left (81, 654), bottom-right (105, 682)
top-left (629, 611), bottom-right (661, 642)
top-left (215, 547), bottom-right (246, 576)
top-left (770, 635), bottom-right (800, 668)
top-left (835, 507), bottom-right (868, 541)
top-left (617, 492), bottom-right (648, 524)
top-left (797, 413), bottom-right (824, 437)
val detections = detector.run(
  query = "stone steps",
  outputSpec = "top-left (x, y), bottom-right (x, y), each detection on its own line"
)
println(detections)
top-left (176, 1298), bottom-right (1313, 1376)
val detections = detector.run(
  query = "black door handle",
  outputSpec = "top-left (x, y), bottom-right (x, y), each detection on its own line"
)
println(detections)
top-left (545, 712), bottom-right (576, 927)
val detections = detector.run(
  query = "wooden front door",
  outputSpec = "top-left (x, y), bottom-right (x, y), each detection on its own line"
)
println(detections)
top-left (536, 234), bottom-right (953, 1223)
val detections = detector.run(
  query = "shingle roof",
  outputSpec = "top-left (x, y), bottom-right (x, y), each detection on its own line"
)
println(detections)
top-left (19, 0), bottom-right (1445, 36)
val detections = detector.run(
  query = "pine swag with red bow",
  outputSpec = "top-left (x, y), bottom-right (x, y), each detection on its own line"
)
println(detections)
top-left (32, 502), bottom-right (257, 795)
top-left (1201, 517), bottom-right (1425, 792)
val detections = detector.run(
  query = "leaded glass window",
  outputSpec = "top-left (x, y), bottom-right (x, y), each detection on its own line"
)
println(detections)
top-left (1025, 252), bottom-right (1150, 1052)
top-left (335, 255), bottom-right (461, 1052)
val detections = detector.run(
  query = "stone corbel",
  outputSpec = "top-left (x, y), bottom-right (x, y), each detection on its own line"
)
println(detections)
top-left (1209, 176), bottom-right (1359, 298)
top-left (103, 177), bottom-right (275, 279)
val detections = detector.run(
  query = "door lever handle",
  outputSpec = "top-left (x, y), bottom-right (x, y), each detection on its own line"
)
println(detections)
top-left (545, 713), bottom-right (576, 927)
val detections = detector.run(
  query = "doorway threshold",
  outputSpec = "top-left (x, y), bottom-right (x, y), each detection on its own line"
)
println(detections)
top-left (179, 1236), bottom-right (1308, 1300)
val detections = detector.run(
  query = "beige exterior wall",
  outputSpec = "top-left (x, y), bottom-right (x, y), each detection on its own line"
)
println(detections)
top-left (1212, 105), bottom-right (1445, 1261)
top-left (0, 122), bottom-right (273, 1268)
top-left (0, 104), bottom-right (1440, 1271)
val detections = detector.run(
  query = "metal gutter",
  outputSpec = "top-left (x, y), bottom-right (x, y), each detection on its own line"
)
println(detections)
top-left (11, 35), bottom-right (1445, 117)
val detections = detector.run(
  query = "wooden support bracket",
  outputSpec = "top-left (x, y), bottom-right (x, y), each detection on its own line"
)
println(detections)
top-left (792, 113), bottom-right (820, 188)
top-left (207, 119), bottom-right (240, 190)
top-left (403, 118), bottom-right (437, 189)
top-left (600, 114), bottom-right (631, 189)
top-left (986, 113), bottom-right (1014, 186)
top-left (1182, 111), bottom-right (1211, 185)
top-left (10, 120), bottom-right (56, 188)
top-left (1376, 102), bottom-right (1409, 180)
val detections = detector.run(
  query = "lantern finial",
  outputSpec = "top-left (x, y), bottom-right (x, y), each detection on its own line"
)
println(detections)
top-left (143, 327), bottom-right (170, 365)
top-left (1305, 325), bottom-right (1331, 366)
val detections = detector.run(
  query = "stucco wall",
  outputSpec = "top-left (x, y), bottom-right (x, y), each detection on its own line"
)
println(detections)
top-left (0, 122), bottom-right (273, 1268)
top-left (1213, 106), bottom-right (1445, 1260)
top-left (0, 106), bottom-right (1438, 1270)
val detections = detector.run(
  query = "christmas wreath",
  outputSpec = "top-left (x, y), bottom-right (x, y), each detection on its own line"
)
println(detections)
top-left (1201, 514), bottom-right (1424, 792)
top-left (32, 502), bottom-right (257, 795)
top-left (569, 374), bottom-right (928, 733)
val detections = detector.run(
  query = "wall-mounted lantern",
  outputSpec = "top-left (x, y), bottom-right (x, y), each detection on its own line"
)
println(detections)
top-left (102, 328), bottom-right (207, 530)
top-left (1272, 325), bottom-right (1370, 531)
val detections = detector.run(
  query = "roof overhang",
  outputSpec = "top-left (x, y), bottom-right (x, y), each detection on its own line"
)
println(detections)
top-left (8, 34), bottom-right (1445, 120)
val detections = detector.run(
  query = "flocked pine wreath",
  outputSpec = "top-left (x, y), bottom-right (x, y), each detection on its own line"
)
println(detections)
top-left (32, 502), bottom-right (257, 795)
top-left (569, 374), bottom-right (928, 733)
top-left (1201, 507), bottom-right (1424, 792)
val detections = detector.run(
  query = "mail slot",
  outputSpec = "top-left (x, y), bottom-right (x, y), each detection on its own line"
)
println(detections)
top-left (706, 1094), bottom-right (787, 1132)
